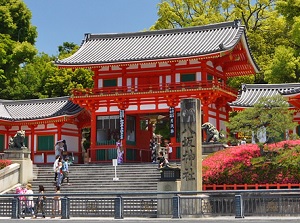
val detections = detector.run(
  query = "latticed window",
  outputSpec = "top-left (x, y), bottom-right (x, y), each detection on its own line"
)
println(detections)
top-left (37, 135), bottom-right (54, 151)
top-left (0, 135), bottom-right (4, 152)
top-left (181, 73), bottom-right (195, 82)
top-left (103, 79), bottom-right (117, 87)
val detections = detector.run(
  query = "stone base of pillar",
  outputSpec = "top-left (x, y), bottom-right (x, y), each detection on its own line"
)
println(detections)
top-left (180, 194), bottom-right (211, 218)
top-left (157, 180), bottom-right (181, 217)
top-left (202, 143), bottom-right (224, 154)
top-left (4, 149), bottom-right (33, 184)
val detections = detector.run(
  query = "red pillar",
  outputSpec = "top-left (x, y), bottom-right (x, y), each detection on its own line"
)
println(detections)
top-left (123, 111), bottom-right (127, 163)
top-left (29, 125), bottom-right (37, 162)
top-left (202, 104), bottom-right (209, 123)
top-left (90, 108), bottom-right (97, 162)
top-left (5, 126), bottom-right (11, 149)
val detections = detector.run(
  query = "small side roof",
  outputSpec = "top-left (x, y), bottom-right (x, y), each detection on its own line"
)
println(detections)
top-left (228, 83), bottom-right (300, 108)
top-left (0, 96), bottom-right (83, 121)
top-left (55, 20), bottom-right (259, 74)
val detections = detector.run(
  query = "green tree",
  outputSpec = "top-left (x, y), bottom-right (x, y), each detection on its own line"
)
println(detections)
top-left (0, 0), bottom-right (37, 99)
top-left (18, 53), bottom-right (57, 99)
top-left (41, 42), bottom-right (94, 98)
top-left (18, 42), bottom-right (94, 98)
top-left (226, 95), bottom-right (297, 154)
top-left (265, 46), bottom-right (299, 83)
top-left (151, 0), bottom-right (286, 87)
top-left (58, 42), bottom-right (79, 59)
top-left (44, 67), bottom-right (94, 98)
top-left (264, 0), bottom-right (300, 83)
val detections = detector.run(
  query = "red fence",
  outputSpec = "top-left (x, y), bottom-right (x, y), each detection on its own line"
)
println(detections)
top-left (203, 183), bottom-right (300, 190)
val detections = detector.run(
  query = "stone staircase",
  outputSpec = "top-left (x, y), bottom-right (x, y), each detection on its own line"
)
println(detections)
top-left (28, 163), bottom-right (161, 194)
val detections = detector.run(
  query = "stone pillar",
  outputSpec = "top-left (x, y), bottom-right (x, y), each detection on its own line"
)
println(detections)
top-left (4, 148), bottom-right (33, 184)
top-left (180, 99), bottom-right (207, 217)
top-left (180, 98), bottom-right (202, 191)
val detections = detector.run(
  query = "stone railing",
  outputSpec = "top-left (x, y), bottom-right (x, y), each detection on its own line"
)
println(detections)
top-left (0, 163), bottom-right (20, 193)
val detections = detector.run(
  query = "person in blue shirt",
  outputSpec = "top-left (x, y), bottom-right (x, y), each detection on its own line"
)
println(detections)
top-left (61, 157), bottom-right (70, 185)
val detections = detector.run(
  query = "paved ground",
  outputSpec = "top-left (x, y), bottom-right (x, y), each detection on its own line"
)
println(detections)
top-left (1, 217), bottom-right (300, 222)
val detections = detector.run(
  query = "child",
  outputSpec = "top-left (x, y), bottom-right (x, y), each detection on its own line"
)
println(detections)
top-left (16, 186), bottom-right (27, 219)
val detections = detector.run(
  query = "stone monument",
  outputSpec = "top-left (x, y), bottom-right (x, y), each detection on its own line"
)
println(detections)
top-left (4, 130), bottom-right (33, 184)
top-left (180, 98), bottom-right (208, 217)
top-left (180, 98), bottom-right (202, 191)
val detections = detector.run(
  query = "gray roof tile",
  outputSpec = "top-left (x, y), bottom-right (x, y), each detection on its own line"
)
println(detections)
top-left (0, 97), bottom-right (83, 121)
top-left (229, 83), bottom-right (300, 108)
top-left (280, 87), bottom-right (300, 96)
top-left (55, 20), bottom-right (258, 71)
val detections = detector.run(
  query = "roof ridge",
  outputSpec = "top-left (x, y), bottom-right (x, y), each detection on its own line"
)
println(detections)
top-left (1, 96), bottom-right (70, 105)
top-left (243, 83), bottom-right (300, 89)
top-left (86, 20), bottom-right (242, 40)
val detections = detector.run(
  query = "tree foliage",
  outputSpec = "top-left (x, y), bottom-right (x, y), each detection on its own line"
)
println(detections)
top-left (264, 0), bottom-right (300, 83)
top-left (151, 0), bottom-right (298, 87)
top-left (226, 95), bottom-right (297, 146)
top-left (19, 43), bottom-right (94, 98)
top-left (0, 0), bottom-right (37, 99)
top-left (0, 1), bottom-right (93, 100)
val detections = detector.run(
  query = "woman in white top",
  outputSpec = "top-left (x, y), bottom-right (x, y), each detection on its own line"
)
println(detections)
top-left (25, 184), bottom-right (34, 216)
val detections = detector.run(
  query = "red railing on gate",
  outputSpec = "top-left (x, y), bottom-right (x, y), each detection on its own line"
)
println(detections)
top-left (203, 183), bottom-right (300, 190)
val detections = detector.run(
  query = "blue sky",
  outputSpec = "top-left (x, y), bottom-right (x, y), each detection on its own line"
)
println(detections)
top-left (23, 0), bottom-right (161, 56)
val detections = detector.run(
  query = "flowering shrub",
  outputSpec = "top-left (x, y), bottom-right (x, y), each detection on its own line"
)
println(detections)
top-left (202, 140), bottom-right (300, 184)
top-left (0, 159), bottom-right (12, 170)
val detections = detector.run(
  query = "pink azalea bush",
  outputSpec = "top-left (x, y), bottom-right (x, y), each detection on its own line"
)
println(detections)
top-left (0, 159), bottom-right (12, 169)
top-left (202, 140), bottom-right (300, 185)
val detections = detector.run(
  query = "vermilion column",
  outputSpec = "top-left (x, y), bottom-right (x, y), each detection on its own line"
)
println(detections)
top-left (29, 125), bottom-right (37, 162)
top-left (202, 103), bottom-right (209, 123)
top-left (5, 126), bottom-right (11, 149)
top-left (55, 122), bottom-right (63, 141)
top-left (90, 108), bottom-right (97, 162)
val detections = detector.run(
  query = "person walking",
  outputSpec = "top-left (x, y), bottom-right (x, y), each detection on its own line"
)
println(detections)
top-left (53, 155), bottom-right (60, 183)
top-left (61, 157), bottom-right (70, 186)
top-left (32, 185), bottom-right (46, 219)
top-left (24, 183), bottom-right (34, 218)
top-left (51, 186), bottom-right (61, 218)
top-left (62, 139), bottom-right (68, 159)
top-left (55, 140), bottom-right (64, 157)
top-left (56, 157), bottom-right (63, 187)
top-left (166, 142), bottom-right (172, 160)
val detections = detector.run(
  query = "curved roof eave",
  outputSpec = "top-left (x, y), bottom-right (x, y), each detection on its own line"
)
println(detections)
top-left (240, 34), bottom-right (260, 73)
top-left (0, 96), bottom-right (83, 121)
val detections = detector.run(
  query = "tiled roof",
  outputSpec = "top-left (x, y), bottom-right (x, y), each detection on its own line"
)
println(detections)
top-left (0, 97), bottom-right (83, 121)
top-left (229, 83), bottom-right (300, 108)
top-left (55, 20), bottom-right (258, 71)
top-left (280, 87), bottom-right (300, 96)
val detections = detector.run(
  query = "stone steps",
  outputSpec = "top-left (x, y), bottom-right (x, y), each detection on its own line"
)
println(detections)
top-left (28, 163), bottom-right (161, 193)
